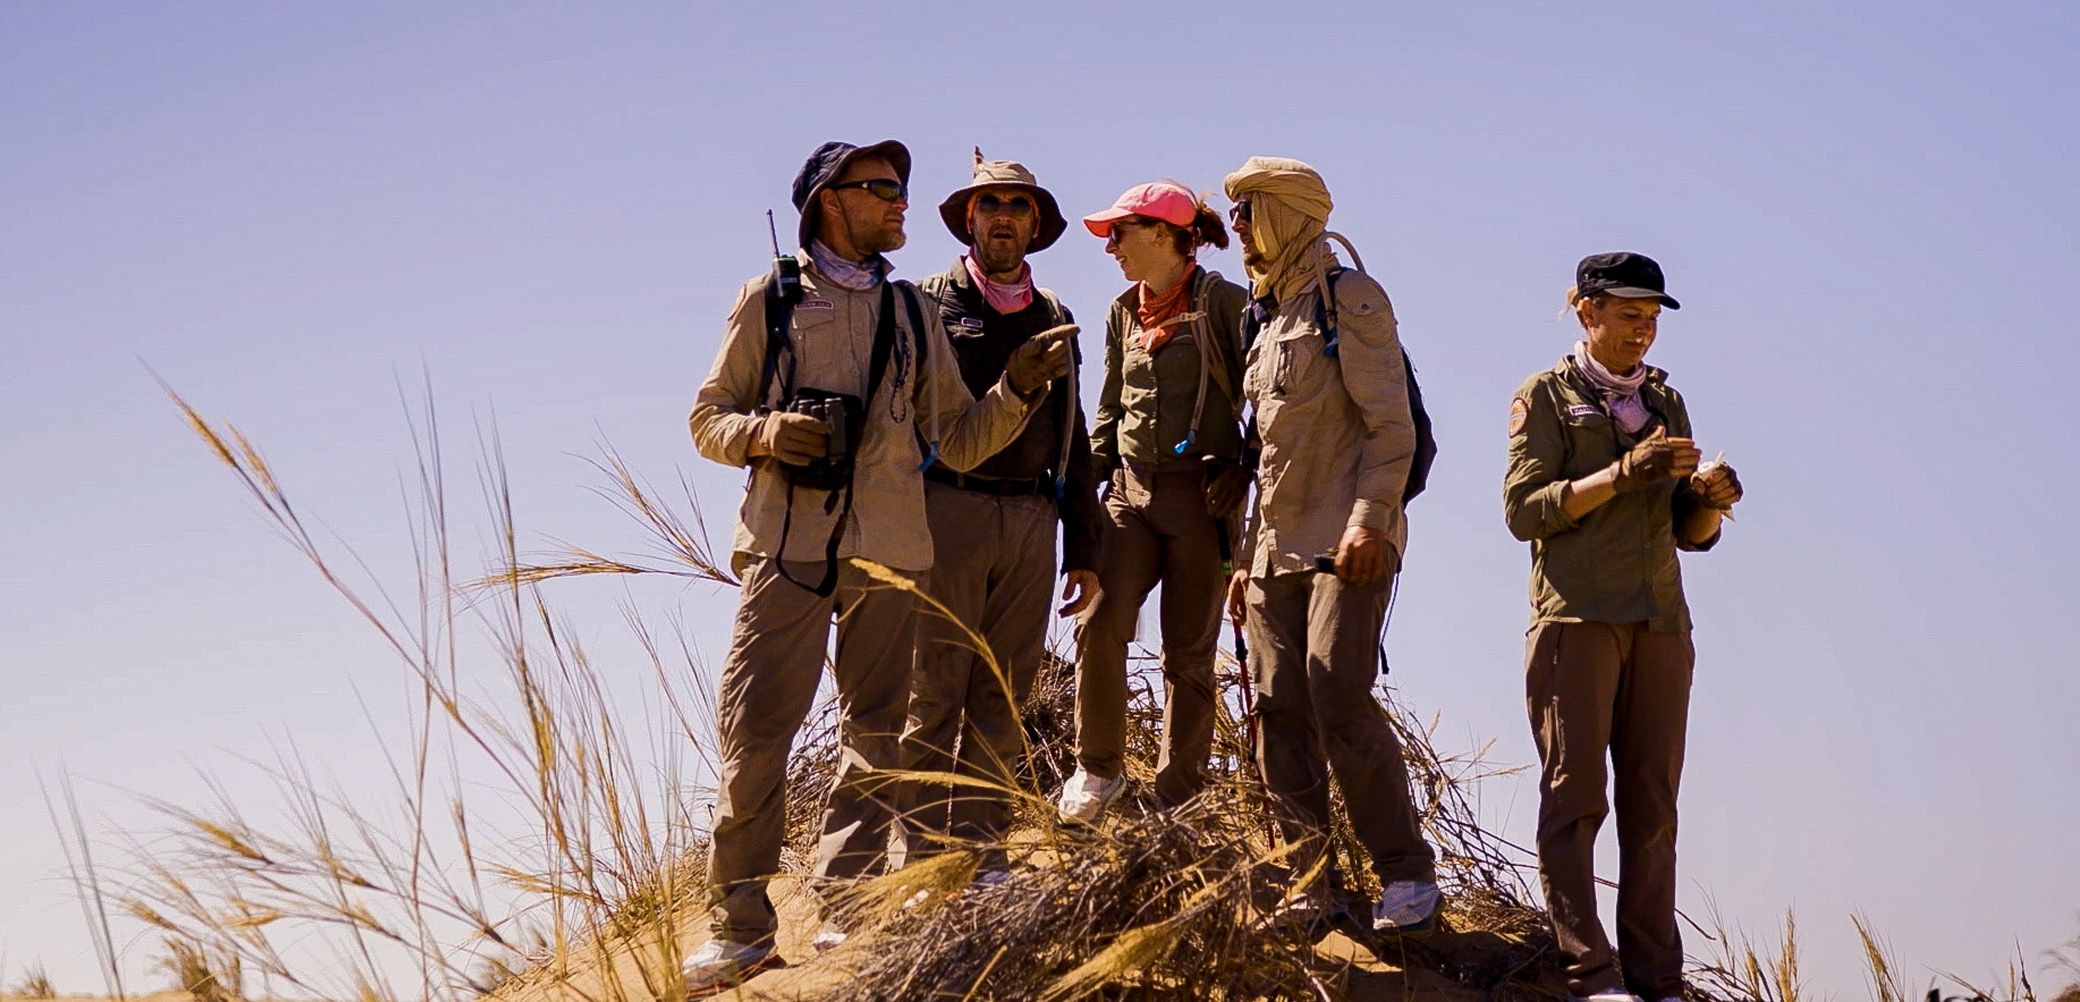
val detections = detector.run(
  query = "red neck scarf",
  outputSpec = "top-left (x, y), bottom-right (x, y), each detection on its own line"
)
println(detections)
top-left (963, 254), bottom-right (1034, 314)
top-left (1134, 263), bottom-right (1199, 353)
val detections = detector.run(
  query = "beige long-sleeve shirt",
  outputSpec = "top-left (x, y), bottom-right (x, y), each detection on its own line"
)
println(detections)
top-left (690, 261), bottom-right (1037, 572)
top-left (1242, 269), bottom-right (1416, 577)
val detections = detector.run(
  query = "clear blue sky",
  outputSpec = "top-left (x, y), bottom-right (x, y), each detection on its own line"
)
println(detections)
top-left (4, 1), bottom-right (2075, 996)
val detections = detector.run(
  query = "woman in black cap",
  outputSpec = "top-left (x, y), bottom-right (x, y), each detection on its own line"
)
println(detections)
top-left (1501, 252), bottom-right (1743, 1002)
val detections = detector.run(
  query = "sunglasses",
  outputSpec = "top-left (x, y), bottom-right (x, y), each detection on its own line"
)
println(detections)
top-left (829, 178), bottom-right (908, 202)
top-left (1228, 199), bottom-right (1252, 223)
top-left (975, 192), bottom-right (1034, 217)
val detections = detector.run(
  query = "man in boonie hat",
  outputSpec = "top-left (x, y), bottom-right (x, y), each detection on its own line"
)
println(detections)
top-left (895, 150), bottom-right (1100, 881)
top-left (684, 139), bottom-right (1075, 994)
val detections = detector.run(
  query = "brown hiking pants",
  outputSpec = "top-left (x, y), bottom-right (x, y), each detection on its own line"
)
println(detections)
top-left (1072, 462), bottom-right (1225, 806)
top-left (1248, 567), bottom-right (1437, 887)
top-left (1526, 620), bottom-right (1694, 999)
top-left (704, 557), bottom-right (918, 945)
top-left (897, 483), bottom-right (1057, 866)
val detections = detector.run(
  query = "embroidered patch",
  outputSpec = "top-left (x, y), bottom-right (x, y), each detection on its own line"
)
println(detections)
top-left (1509, 397), bottom-right (1529, 436)
top-left (956, 316), bottom-right (986, 330)
top-left (796, 298), bottom-right (834, 312)
top-left (1566, 404), bottom-right (1602, 418)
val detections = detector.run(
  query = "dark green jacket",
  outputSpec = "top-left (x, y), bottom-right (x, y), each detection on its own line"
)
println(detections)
top-left (1089, 268), bottom-right (1251, 476)
top-left (1503, 357), bottom-right (1718, 633)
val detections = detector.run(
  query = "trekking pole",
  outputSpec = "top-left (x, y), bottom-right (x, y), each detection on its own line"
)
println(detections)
top-left (1220, 520), bottom-right (1276, 847)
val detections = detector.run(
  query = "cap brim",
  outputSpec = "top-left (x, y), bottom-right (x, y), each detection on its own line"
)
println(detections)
top-left (939, 183), bottom-right (1068, 252)
top-left (797, 139), bottom-right (913, 247)
top-left (1602, 286), bottom-right (1681, 310)
top-left (1081, 207), bottom-right (1133, 238)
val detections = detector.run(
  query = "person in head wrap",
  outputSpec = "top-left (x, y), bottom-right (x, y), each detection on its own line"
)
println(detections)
top-left (682, 139), bottom-right (1073, 995)
top-left (894, 151), bottom-right (1103, 879)
top-left (1502, 252), bottom-right (1742, 1002)
top-left (1053, 180), bottom-right (1252, 824)
top-left (1219, 156), bottom-right (1442, 938)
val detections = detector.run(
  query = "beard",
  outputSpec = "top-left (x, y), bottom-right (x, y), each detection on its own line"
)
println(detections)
top-left (972, 234), bottom-right (1027, 275)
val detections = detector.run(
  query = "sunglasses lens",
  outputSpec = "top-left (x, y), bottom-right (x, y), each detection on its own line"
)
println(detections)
top-left (977, 194), bottom-right (1034, 216)
top-left (871, 180), bottom-right (906, 201)
top-left (1229, 201), bottom-right (1251, 222)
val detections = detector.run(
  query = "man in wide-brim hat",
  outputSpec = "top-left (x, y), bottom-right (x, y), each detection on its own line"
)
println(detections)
top-left (896, 150), bottom-right (1098, 880)
top-left (683, 139), bottom-right (1073, 996)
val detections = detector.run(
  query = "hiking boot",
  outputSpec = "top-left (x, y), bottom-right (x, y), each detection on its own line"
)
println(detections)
top-left (681, 938), bottom-right (778, 998)
top-left (1056, 768), bottom-right (1125, 825)
top-left (810, 923), bottom-right (848, 952)
top-left (1371, 879), bottom-right (1442, 936)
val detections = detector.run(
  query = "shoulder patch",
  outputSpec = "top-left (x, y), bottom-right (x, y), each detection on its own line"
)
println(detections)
top-left (796, 298), bottom-right (834, 312)
top-left (1509, 396), bottom-right (1529, 436)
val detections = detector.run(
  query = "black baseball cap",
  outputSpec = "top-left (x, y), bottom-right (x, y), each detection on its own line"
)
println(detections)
top-left (790, 139), bottom-right (912, 247)
top-left (1575, 251), bottom-right (1680, 309)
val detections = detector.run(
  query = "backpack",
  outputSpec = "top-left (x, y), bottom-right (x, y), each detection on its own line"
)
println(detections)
top-left (1310, 236), bottom-right (1437, 504)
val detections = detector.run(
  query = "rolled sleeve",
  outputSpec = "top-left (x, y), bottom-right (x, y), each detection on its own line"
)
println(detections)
top-left (1503, 383), bottom-right (1580, 541)
top-left (689, 279), bottom-right (770, 468)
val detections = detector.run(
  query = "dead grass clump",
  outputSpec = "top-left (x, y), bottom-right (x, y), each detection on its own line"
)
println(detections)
top-left (817, 791), bottom-right (1328, 1001)
top-left (11, 964), bottom-right (56, 999)
top-left (160, 936), bottom-right (244, 1002)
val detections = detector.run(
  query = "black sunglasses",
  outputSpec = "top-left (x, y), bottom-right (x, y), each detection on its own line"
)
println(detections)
top-left (829, 178), bottom-right (908, 202)
top-left (1228, 199), bottom-right (1252, 223)
top-left (975, 192), bottom-right (1034, 216)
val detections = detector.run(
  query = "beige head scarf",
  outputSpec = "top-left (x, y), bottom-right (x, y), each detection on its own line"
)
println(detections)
top-left (1223, 156), bottom-right (1339, 301)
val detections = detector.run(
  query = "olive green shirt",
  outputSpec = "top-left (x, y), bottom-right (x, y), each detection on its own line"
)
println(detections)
top-left (1503, 358), bottom-right (1718, 633)
top-left (1088, 269), bottom-right (1250, 476)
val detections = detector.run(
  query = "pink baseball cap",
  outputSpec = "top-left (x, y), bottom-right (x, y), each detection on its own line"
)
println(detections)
top-left (1082, 181), bottom-right (1198, 238)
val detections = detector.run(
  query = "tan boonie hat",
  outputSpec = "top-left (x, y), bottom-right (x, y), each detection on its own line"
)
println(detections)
top-left (937, 148), bottom-right (1068, 252)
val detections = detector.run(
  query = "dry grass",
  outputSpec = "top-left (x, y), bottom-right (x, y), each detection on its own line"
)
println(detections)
top-left (78, 386), bottom-right (2042, 1002)
top-left (11, 966), bottom-right (56, 1000)
top-left (157, 937), bottom-right (242, 1002)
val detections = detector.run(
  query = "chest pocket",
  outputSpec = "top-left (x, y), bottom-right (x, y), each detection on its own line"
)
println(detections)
top-left (942, 310), bottom-right (987, 342)
top-left (1265, 322), bottom-right (1325, 399)
top-left (1560, 404), bottom-right (1620, 476)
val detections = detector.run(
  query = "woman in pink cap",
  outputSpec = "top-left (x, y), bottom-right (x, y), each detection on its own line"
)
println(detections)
top-left (1056, 181), bottom-right (1252, 824)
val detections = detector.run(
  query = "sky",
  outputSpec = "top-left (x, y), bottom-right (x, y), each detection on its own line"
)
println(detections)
top-left (3, 0), bottom-right (2077, 996)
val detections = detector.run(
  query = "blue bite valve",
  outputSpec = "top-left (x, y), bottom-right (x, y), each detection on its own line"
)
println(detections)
top-left (1171, 429), bottom-right (1197, 455)
top-left (916, 440), bottom-right (941, 471)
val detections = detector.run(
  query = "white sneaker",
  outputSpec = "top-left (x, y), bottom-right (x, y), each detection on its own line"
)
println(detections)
top-left (1055, 768), bottom-right (1125, 824)
top-left (810, 923), bottom-right (848, 952)
top-left (1371, 879), bottom-right (1442, 935)
top-left (972, 868), bottom-right (1012, 888)
top-left (681, 938), bottom-right (777, 997)
top-left (1569, 991), bottom-right (1642, 1002)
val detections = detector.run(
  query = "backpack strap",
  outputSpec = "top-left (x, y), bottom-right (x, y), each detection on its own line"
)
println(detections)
top-left (894, 279), bottom-right (940, 469)
top-left (758, 274), bottom-right (802, 409)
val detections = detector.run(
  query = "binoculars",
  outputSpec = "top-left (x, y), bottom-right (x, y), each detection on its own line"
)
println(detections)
top-left (779, 388), bottom-right (865, 493)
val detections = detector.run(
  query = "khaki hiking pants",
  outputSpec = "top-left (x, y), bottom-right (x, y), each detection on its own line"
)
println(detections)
top-left (1247, 568), bottom-right (1436, 888)
top-left (1072, 461), bottom-right (1225, 806)
top-left (704, 557), bottom-right (918, 946)
top-left (897, 483), bottom-right (1057, 867)
top-left (1526, 620), bottom-right (1694, 1000)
